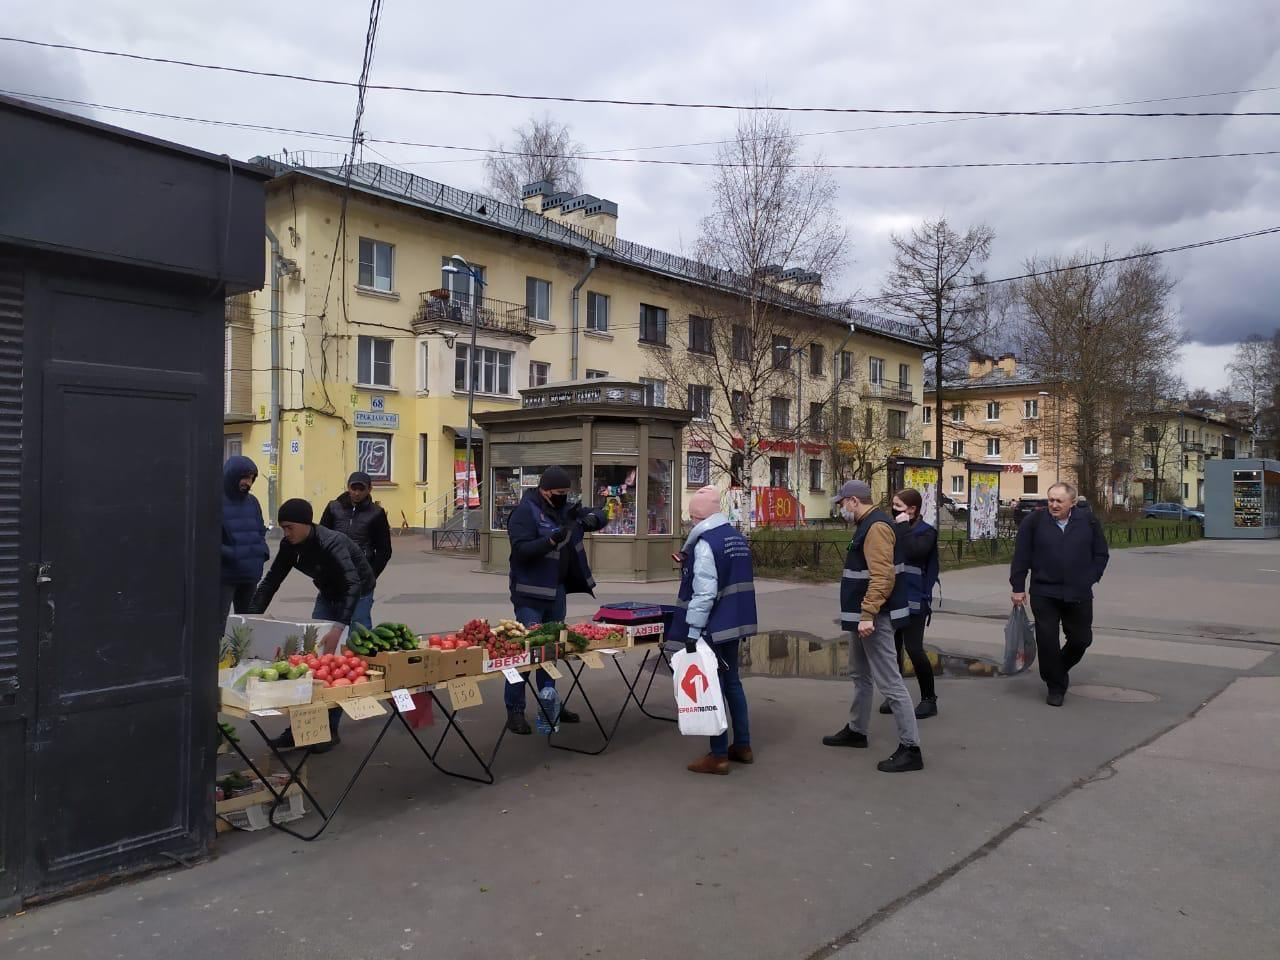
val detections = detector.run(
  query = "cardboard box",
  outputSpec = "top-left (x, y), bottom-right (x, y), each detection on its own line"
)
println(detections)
top-left (625, 622), bottom-right (663, 646)
top-left (369, 649), bottom-right (431, 688)
top-left (219, 673), bottom-right (315, 713)
top-left (312, 672), bottom-right (386, 702)
top-left (427, 646), bottom-right (483, 682)
top-left (585, 629), bottom-right (630, 652)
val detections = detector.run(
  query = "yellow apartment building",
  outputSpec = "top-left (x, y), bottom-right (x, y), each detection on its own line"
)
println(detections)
top-left (924, 354), bottom-right (1075, 505)
top-left (1127, 407), bottom-right (1253, 508)
top-left (224, 157), bottom-right (928, 531)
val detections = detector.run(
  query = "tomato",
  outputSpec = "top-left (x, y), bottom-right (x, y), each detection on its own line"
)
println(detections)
top-left (441, 640), bottom-right (456, 651)
top-left (333, 678), bottom-right (352, 687)
top-left (315, 669), bottom-right (331, 682)
top-left (446, 634), bottom-right (456, 643)
top-left (347, 656), bottom-right (362, 668)
top-left (287, 655), bottom-right (301, 666)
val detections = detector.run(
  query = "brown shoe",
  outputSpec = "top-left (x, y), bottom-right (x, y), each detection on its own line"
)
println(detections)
top-left (727, 744), bottom-right (754, 764)
top-left (687, 753), bottom-right (730, 775)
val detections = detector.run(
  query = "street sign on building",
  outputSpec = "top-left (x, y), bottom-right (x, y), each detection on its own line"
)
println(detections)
top-left (353, 410), bottom-right (400, 429)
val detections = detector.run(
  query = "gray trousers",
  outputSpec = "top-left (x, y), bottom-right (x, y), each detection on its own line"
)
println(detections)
top-left (847, 613), bottom-right (921, 747)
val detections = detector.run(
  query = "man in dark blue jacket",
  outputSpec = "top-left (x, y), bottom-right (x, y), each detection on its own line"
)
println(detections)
top-left (1010, 481), bottom-right (1110, 706)
top-left (506, 466), bottom-right (606, 735)
top-left (220, 455), bottom-right (269, 627)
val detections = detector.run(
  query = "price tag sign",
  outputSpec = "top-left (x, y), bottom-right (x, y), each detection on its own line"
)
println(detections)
top-left (597, 648), bottom-right (621, 657)
top-left (580, 651), bottom-right (604, 670)
top-left (392, 688), bottom-right (416, 713)
top-left (542, 662), bottom-right (563, 681)
top-left (250, 708), bottom-right (284, 717)
top-left (340, 696), bottom-right (387, 721)
top-left (289, 702), bottom-right (332, 747)
top-left (502, 667), bottom-right (523, 685)
top-left (447, 677), bottom-right (482, 710)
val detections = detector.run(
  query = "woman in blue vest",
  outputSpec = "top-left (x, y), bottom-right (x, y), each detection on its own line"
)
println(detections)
top-left (671, 486), bottom-right (758, 775)
top-left (880, 488), bottom-right (941, 719)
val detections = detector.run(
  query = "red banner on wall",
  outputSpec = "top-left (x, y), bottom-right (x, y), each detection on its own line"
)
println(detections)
top-left (753, 486), bottom-right (806, 526)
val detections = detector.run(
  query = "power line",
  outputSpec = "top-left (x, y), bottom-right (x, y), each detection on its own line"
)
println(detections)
top-left (6, 36), bottom-right (1280, 117)
top-left (8, 90), bottom-right (1280, 172)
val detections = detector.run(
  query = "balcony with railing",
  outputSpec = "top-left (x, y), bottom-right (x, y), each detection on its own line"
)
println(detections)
top-left (414, 290), bottom-right (538, 339)
top-left (861, 379), bottom-right (913, 402)
top-left (1181, 440), bottom-right (1205, 453)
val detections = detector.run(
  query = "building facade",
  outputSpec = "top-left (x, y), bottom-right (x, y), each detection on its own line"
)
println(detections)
top-left (225, 159), bottom-right (928, 530)
top-left (1127, 407), bottom-right (1254, 508)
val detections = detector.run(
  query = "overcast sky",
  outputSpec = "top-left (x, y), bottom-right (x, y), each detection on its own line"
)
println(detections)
top-left (4, 1), bottom-right (1278, 391)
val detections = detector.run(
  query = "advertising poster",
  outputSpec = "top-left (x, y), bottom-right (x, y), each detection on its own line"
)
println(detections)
top-left (902, 465), bottom-right (940, 528)
top-left (967, 467), bottom-right (1001, 540)
top-left (752, 487), bottom-right (806, 526)
top-left (453, 457), bottom-right (480, 508)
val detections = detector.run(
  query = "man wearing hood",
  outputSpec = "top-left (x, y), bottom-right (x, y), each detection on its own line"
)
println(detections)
top-left (319, 471), bottom-right (391, 630)
top-left (669, 485), bottom-right (758, 775)
top-left (505, 466), bottom-right (606, 735)
top-left (220, 455), bottom-right (269, 627)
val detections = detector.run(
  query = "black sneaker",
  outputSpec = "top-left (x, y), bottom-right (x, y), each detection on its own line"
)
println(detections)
top-left (822, 726), bottom-right (869, 748)
top-left (268, 729), bottom-right (299, 752)
top-left (915, 697), bottom-right (938, 719)
top-left (506, 711), bottom-right (532, 735)
top-left (1046, 691), bottom-right (1065, 707)
top-left (877, 743), bottom-right (924, 773)
top-left (558, 707), bottom-right (581, 724)
top-left (878, 699), bottom-right (893, 715)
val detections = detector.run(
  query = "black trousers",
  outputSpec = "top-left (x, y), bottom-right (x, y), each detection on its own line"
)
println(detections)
top-left (894, 614), bottom-right (936, 700)
top-left (219, 582), bottom-right (256, 628)
top-left (1029, 595), bottom-right (1094, 695)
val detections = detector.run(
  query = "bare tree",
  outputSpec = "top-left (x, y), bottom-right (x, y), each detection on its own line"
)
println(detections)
top-left (483, 114), bottom-right (584, 203)
top-left (1017, 248), bottom-right (1182, 505)
top-left (647, 110), bottom-right (847, 511)
top-left (880, 218), bottom-right (996, 469)
top-left (1228, 332), bottom-right (1279, 447)
top-left (1127, 370), bottom-right (1187, 505)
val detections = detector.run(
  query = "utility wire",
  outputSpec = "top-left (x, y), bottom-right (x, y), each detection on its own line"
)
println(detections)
top-left (5, 36), bottom-right (1280, 117)
top-left (7, 90), bottom-right (1279, 172)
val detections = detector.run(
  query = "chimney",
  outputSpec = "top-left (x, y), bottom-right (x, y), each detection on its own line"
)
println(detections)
top-left (521, 180), bottom-right (556, 213)
top-left (968, 354), bottom-right (995, 378)
top-left (996, 353), bottom-right (1017, 377)
top-left (777, 267), bottom-right (823, 303)
top-left (553, 194), bottom-right (619, 239)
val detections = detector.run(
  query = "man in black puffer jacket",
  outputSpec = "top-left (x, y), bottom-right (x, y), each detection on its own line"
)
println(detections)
top-left (320, 471), bottom-right (392, 629)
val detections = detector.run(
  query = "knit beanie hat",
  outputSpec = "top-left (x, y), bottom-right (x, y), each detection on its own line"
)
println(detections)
top-left (278, 498), bottom-right (314, 525)
top-left (539, 466), bottom-right (573, 490)
top-left (688, 485), bottom-right (722, 521)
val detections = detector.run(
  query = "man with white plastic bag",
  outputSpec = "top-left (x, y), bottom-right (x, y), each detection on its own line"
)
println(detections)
top-left (668, 486), bottom-right (757, 775)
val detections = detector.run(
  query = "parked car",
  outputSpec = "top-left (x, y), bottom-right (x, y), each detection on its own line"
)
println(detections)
top-left (1011, 497), bottom-right (1050, 522)
top-left (941, 493), bottom-right (968, 517)
top-left (1144, 502), bottom-right (1205, 523)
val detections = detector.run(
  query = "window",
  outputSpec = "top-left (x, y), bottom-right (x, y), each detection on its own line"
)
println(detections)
top-left (839, 406), bottom-right (854, 439)
top-left (770, 397), bottom-right (791, 430)
top-left (922, 406), bottom-right (933, 424)
top-left (898, 363), bottom-right (910, 388)
top-left (223, 434), bottom-right (243, 460)
top-left (731, 325), bottom-right (751, 361)
top-left (869, 357), bottom-right (885, 384)
top-left (357, 432), bottom-right (392, 483)
top-left (357, 336), bottom-right (393, 387)
top-left (639, 377), bottom-right (667, 406)
top-left (951, 439), bottom-right (966, 457)
top-left (418, 341), bottom-right (429, 392)
top-left (809, 459), bottom-right (824, 491)
top-left (686, 452), bottom-right (711, 487)
top-left (647, 458), bottom-right (674, 535)
top-left (951, 475), bottom-right (964, 494)
top-left (1143, 454), bottom-right (1155, 470)
top-left (887, 409), bottom-right (908, 439)
top-left (950, 405), bottom-right (966, 423)
top-left (454, 344), bottom-right (513, 395)
top-left (1023, 398), bottom-right (1040, 419)
top-left (731, 389), bottom-right (747, 423)
top-left (840, 350), bottom-right (854, 381)
top-left (419, 434), bottom-right (429, 483)
top-left (1183, 455), bottom-right (1190, 470)
top-left (639, 304), bottom-right (668, 344)
top-left (688, 315), bottom-right (713, 354)
top-left (585, 369), bottom-right (608, 379)
top-left (986, 401), bottom-right (1001, 421)
top-left (809, 343), bottom-right (826, 376)
top-left (586, 291), bottom-right (609, 331)
top-left (529, 361), bottom-right (550, 387)
top-left (772, 335), bottom-right (793, 370)
top-left (864, 408), bottom-right (874, 439)
top-left (358, 238), bottom-right (394, 292)
top-left (525, 277), bottom-right (551, 323)
top-left (809, 401), bottom-right (826, 434)
top-left (921, 440), bottom-right (932, 458)
top-left (986, 438), bottom-right (1001, 458)
top-left (688, 384), bottom-right (712, 421)
top-left (1182, 482), bottom-right (1190, 500)
top-left (1024, 475), bottom-right (1039, 494)
top-left (1024, 437), bottom-right (1039, 458)
top-left (1142, 426), bottom-right (1158, 442)
top-left (769, 457), bottom-right (790, 488)
top-left (730, 452), bottom-right (745, 487)
top-left (441, 257), bottom-right (484, 304)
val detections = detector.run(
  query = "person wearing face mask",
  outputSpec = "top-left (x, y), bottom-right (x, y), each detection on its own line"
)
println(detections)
top-left (505, 466), bottom-right (607, 735)
top-left (879, 488), bottom-right (940, 719)
top-left (822, 480), bottom-right (924, 773)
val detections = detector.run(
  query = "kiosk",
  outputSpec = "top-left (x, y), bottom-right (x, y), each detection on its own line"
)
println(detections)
top-left (1204, 459), bottom-right (1280, 539)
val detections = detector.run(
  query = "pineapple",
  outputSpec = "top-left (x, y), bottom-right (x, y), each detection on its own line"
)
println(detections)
top-left (301, 625), bottom-right (320, 655)
top-left (283, 635), bottom-right (301, 658)
top-left (219, 624), bottom-right (254, 668)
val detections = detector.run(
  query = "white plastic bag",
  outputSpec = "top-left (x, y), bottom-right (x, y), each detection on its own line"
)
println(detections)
top-left (671, 639), bottom-right (728, 737)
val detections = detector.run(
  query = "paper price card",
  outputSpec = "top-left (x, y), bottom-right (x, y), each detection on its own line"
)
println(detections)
top-left (502, 667), bottom-right (523, 685)
top-left (251, 708), bottom-right (284, 717)
top-left (542, 662), bottom-right (563, 681)
top-left (289, 702), bottom-right (332, 747)
top-left (447, 677), bottom-right (483, 710)
top-left (597, 648), bottom-right (620, 657)
top-left (580, 651), bottom-right (604, 669)
top-left (340, 696), bottom-right (387, 721)
top-left (392, 688), bottom-right (417, 713)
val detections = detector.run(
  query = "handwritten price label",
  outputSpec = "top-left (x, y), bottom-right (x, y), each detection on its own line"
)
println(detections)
top-left (580, 651), bottom-right (604, 670)
top-left (596, 648), bottom-right (621, 657)
top-left (542, 662), bottom-right (563, 681)
top-left (250, 708), bottom-right (284, 717)
top-left (502, 667), bottom-right (523, 685)
top-left (392, 688), bottom-right (416, 713)
top-left (447, 677), bottom-right (483, 710)
top-left (339, 696), bottom-right (387, 721)
top-left (289, 701), bottom-right (332, 747)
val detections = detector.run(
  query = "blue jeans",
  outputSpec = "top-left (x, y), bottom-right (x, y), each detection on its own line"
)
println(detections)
top-left (710, 640), bottom-right (750, 758)
top-left (508, 589), bottom-right (567, 711)
top-left (312, 593), bottom-right (375, 734)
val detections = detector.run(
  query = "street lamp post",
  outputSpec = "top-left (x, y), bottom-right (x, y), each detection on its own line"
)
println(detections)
top-left (442, 254), bottom-right (485, 534)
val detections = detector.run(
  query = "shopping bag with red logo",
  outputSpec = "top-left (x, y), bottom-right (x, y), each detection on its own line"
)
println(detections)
top-left (671, 639), bottom-right (728, 737)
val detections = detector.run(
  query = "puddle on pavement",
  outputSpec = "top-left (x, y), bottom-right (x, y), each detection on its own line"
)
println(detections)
top-left (736, 632), bottom-right (1007, 681)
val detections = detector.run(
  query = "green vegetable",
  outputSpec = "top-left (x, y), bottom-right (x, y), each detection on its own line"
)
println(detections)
top-left (260, 668), bottom-right (280, 682)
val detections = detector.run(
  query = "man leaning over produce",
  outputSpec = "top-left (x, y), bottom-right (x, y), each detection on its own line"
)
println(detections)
top-left (247, 498), bottom-right (376, 752)
top-left (504, 466), bottom-right (607, 735)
